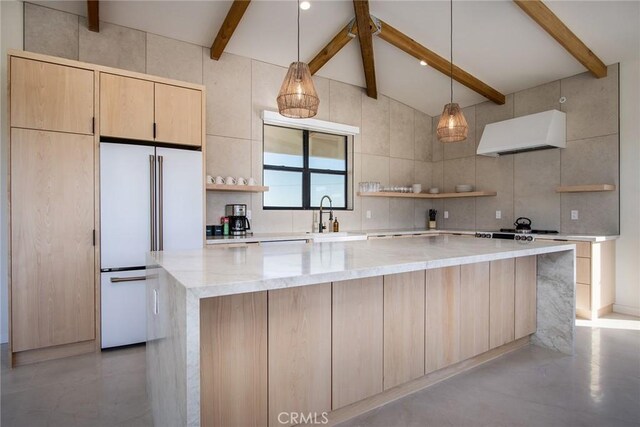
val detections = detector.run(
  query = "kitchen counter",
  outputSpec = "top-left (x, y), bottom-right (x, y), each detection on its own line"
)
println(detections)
top-left (206, 228), bottom-right (618, 245)
top-left (147, 236), bottom-right (577, 426)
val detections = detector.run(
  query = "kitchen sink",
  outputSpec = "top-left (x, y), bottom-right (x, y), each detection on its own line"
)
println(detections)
top-left (306, 232), bottom-right (368, 242)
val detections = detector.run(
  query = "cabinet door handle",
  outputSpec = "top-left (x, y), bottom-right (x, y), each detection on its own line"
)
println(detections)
top-left (110, 276), bottom-right (146, 283)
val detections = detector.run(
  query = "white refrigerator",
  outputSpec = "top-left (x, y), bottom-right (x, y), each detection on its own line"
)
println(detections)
top-left (100, 142), bottom-right (203, 348)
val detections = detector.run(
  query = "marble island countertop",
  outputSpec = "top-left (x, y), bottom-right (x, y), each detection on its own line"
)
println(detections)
top-left (205, 228), bottom-right (618, 245)
top-left (153, 235), bottom-right (575, 299)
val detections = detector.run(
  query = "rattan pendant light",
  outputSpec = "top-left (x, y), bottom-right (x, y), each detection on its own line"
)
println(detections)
top-left (277, 0), bottom-right (319, 118)
top-left (436, 0), bottom-right (468, 143)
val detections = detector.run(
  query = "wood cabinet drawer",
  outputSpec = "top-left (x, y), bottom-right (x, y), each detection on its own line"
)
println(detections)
top-left (576, 283), bottom-right (590, 312)
top-left (571, 241), bottom-right (591, 258)
top-left (576, 257), bottom-right (591, 285)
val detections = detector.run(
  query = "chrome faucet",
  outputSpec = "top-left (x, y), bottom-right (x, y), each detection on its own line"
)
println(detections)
top-left (319, 195), bottom-right (333, 233)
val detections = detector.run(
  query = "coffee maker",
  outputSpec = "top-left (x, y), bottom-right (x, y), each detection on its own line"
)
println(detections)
top-left (225, 204), bottom-right (251, 236)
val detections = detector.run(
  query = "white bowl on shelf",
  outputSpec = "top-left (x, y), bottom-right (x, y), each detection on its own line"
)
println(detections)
top-left (455, 184), bottom-right (473, 193)
top-left (428, 187), bottom-right (440, 194)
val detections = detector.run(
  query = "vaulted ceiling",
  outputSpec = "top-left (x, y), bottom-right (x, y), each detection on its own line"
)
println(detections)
top-left (37, 0), bottom-right (640, 116)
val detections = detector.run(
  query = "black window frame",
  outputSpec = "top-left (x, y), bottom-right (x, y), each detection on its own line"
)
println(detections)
top-left (263, 124), bottom-right (351, 211)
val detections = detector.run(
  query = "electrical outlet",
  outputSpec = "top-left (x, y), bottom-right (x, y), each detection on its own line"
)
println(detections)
top-left (495, 210), bottom-right (502, 219)
top-left (366, 210), bottom-right (372, 219)
top-left (444, 211), bottom-right (449, 219)
top-left (571, 210), bottom-right (579, 220)
top-left (246, 210), bottom-right (252, 220)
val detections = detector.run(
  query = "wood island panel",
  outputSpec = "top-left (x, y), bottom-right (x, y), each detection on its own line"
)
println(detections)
top-left (332, 277), bottom-right (384, 409)
top-left (268, 284), bottom-right (332, 427)
top-left (460, 262), bottom-right (490, 360)
top-left (425, 266), bottom-right (461, 373)
top-left (489, 259), bottom-right (515, 349)
top-left (200, 292), bottom-right (267, 427)
top-left (515, 256), bottom-right (537, 339)
top-left (383, 271), bottom-right (426, 389)
top-left (11, 129), bottom-right (95, 353)
top-left (10, 57), bottom-right (94, 134)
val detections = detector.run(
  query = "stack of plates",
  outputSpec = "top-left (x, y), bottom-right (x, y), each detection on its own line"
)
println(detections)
top-left (455, 184), bottom-right (473, 193)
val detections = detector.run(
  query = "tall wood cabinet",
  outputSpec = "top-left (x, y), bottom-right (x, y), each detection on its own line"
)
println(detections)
top-left (8, 50), bottom-right (206, 366)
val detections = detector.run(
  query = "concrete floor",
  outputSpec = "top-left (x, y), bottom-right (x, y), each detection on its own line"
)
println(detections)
top-left (1, 315), bottom-right (639, 427)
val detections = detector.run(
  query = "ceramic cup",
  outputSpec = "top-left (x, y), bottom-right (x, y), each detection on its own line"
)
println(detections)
top-left (214, 176), bottom-right (225, 184)
top-left (248, 177), bottom-right (256, 186)
top-left (428, 187), bottom-right (440, 194)
top-left (225, 176), bottom-right (236, 185)
top-left (206, 175), bottom-right (214, 184)
top-left (412, 184), bottom-right (422, 194)
top-left (237, 177), bottom-right (247, 185)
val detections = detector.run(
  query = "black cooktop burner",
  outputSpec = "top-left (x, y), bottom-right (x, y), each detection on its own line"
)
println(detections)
top-left (499, 229), bottom-right (559, 235)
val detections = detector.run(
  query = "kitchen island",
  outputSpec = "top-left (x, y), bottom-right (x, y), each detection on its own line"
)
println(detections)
top-left (146, 235), bottom-right (576, 427)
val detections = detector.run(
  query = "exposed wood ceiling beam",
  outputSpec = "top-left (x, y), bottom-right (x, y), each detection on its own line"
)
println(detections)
top-left (377, 19), bottom-right (505, 105)
top-left (513, 0), bottom-right (607, 78)
top-left (87, 0), bottom-right (99, 32)
top-left (353, 0), bottom-right (377, 99)
top-left (309, 21), bottom-right (356, 75)
top-left (210, 0), bottom-right (251, 60)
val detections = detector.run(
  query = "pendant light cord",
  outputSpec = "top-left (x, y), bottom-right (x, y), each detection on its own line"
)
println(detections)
top-left (450, 0), bottom-right (453, 104)
top-left (297, 0), bottom-right (300, 62)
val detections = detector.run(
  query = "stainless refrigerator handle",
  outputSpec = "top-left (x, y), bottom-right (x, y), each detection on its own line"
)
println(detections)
top-left (158, 155), bottom-right (164, 251)
top-left (149, 155), bottom-right (156, 251)
top-left (110, 276), bottom-right (147, 283)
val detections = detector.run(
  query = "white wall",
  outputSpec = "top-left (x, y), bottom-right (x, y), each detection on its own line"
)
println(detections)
top-left (1, 0), bottom-right (24, 344)
top-left (615, 58), bottom-right (640, 316)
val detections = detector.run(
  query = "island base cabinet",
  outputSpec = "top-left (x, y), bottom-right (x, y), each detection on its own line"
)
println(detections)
top-left (460, 262), bottom-right (490, 360)
top-left (489, 259), bottom-right (516, 349)
top-left (200, 292), bottom-right (268, 427)
top-left (268, 284), bottom-right (332, 427)
top-left (383, 271), bottom-right (426, 389)
top-left (515, 256), bottom-right (537, 339)
top-left (426, 266), bottom-right (461, 373)
top-left (332, 277), bottom-right (384, 409)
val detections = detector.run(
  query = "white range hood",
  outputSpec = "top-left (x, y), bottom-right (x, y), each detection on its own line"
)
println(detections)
top-left (477, 109), bottom-right (566, 157)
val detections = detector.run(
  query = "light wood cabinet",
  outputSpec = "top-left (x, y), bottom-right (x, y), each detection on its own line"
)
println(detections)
top-left (100, 74), bottom-right (202, 146)
top-left (100, 73), bottom-right (154, 141)
top-left (425, 266), bottom-right (461, 373)
top-left (383, 271), bottom-right (425, 389)
top-left (268, 284), bottom-right (331, 427)
top-left (515, 256), bottom-right (537, 339)
top-left (155, 83), bottom-right (202, 147)
top-left (332, 277), bottom-right (383, 409)
top-left (460, 262), bottom-right (490, 360)
top-left (489, 259), bottom-right (515, 349)
top-left (11, 57), bottom-right (94, 134)
top-left (10, 128), bottom-right (95, 353)
top-left (200, 292), bottom-right (267, 427)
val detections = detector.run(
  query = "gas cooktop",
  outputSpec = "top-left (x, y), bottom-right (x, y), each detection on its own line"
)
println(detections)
top-left (499, 229), bottom-right (559, 235)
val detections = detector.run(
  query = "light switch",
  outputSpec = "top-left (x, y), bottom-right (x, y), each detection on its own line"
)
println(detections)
top-left (444, 211), bottom-right (449, 219)
top-left (366, 210), bottom-right (372, 219)
top-left (571, 210), bottom-right (579, 220)
top-left (496, 210), bottom-right (502, 219)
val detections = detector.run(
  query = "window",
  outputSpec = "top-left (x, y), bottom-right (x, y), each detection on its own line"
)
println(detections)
top-left (263, 124), bottom-right (350, 210)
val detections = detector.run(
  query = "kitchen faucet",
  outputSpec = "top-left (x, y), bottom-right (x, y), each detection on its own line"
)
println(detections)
top-left (319, 195), bottom-right (333, 233)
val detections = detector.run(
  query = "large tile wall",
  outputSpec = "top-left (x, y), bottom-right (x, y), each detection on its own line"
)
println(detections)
top-left (23, 2), bottom-right (619, 235)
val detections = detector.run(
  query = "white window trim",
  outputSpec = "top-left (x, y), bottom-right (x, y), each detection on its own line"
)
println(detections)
top-left (262, 110), bottom-right (360, 136)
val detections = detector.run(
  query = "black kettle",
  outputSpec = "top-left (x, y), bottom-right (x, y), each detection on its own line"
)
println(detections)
top-left (514, 217), bottom-right (532, 232)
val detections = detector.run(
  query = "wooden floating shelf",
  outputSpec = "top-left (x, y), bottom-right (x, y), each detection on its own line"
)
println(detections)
top-left (206, 184), bottom-right (269, 193)
top-left (556, 184), bottom-right (615, 193)
top-left (357, 191), bottom-right (497, 199)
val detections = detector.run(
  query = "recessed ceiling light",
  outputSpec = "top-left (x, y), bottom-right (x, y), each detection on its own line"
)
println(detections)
top-left (419, 60), bottom-right (427, 66)
top-left (300, 1), bottom-right (311, 10)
